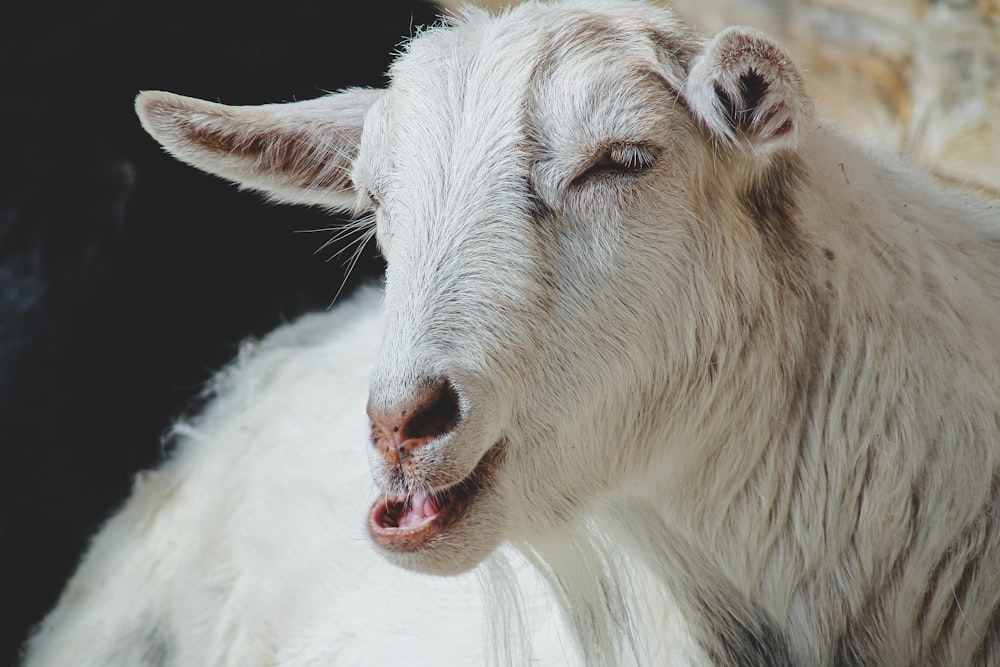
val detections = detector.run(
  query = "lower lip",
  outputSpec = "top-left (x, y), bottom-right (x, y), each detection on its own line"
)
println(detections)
top-left (367, 443), bottom-right (502, 553)
top-left (367, 483), bottom-right (475, 552)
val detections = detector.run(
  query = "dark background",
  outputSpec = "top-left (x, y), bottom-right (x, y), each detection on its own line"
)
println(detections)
top-left (1, 1), bottom-right (441, 663)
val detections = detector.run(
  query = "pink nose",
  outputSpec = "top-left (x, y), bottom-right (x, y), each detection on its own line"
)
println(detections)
top-left (367, 380), bottom-right (461, 465)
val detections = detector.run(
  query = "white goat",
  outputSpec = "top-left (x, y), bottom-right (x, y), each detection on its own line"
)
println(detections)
top-left (24, 0), bottom-right (1000, 665)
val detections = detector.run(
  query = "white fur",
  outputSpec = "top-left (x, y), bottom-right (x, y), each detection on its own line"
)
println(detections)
top-left (25, 1), bottom-right (1000, 665)
top-left (22, 287), bottom-right (593, 666)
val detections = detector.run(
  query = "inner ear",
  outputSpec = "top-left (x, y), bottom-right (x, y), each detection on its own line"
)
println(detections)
top-left (136, 88), bottom-right (383, 210)
top-left (683, 27), bottom-right (813, 156)
top-left (720, 70), bottom-right (766, 121)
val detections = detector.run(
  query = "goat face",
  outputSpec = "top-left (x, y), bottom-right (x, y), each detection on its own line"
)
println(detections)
top-left (135, 0), bottom-right (813, 575)
top-left (357, 10), bottom-right (713, 574)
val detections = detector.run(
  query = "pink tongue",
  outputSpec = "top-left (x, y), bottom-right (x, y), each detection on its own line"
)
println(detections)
top-left (398, 492), bottom-right (439, 529)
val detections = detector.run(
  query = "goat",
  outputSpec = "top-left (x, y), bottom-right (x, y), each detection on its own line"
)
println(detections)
top-left (23, 0), bottom-right (1000, 664)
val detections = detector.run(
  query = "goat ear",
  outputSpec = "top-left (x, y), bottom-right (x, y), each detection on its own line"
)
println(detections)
top-left (135, 88), bottom-right (383, 211)
top-left (682, 27), bottom-right (813, 156)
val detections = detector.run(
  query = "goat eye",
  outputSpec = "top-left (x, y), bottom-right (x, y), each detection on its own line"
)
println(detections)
top-left (358, 185), bottom-right (382, 208)
top-left (573, 142), bottom-right (659, 186)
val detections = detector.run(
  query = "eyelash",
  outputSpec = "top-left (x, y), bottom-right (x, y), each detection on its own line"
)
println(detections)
top-left (572, 142), bottom-right (659, 186)
top-left (365, 188), bottom-right (381, 208)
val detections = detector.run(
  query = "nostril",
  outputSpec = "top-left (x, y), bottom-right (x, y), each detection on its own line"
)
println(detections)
top-left (402, 380), bottom-right (461, 443)
top-left (368, 379), bottom-right (462, 458)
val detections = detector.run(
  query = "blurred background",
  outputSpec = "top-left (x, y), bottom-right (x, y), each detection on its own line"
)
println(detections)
top-left (3, 0), bottom-right (997, 664)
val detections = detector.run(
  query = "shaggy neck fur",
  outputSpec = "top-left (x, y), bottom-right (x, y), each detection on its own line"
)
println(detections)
top-left (520, 124), bottom-right (1000, 666)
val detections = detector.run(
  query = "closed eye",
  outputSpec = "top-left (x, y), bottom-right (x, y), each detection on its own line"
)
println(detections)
top-left (571, 141), bottom-right (660, 186)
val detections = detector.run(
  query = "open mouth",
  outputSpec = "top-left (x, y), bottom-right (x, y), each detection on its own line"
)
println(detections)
top-left (367, 444), bottom-right (501, 552)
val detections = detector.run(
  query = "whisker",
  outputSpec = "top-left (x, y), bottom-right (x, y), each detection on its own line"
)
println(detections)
top-left (293, 226), bottom-right (340, 234)
top-left (312, 216), bottom-right (375, 257)
top-left (322, 225), bottom-right (373, 260)
top-left (326, 226), bottom-right (378, 309)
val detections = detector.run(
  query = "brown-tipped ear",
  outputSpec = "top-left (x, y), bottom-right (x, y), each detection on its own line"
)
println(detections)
top-left (135, 88), bottom-right (384, 210)
top-left (682, 27), bottom-right (813, 157)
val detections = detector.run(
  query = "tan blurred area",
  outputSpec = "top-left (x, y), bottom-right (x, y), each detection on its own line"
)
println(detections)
top-left (435, 0), bottom-right (1000, 199)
